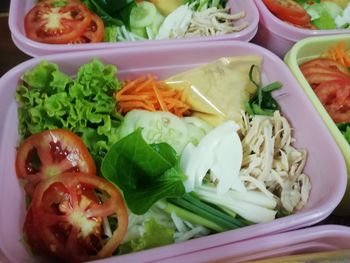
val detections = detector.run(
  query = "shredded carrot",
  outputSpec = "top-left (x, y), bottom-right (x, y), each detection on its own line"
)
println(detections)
top-left (115, 74), bottom-right (191, 117)
top-left (323, 41), bottom-right (350, 67)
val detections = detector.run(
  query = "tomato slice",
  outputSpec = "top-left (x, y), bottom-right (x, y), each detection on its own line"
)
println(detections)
top-left (278, 12), bottom-right (311, 26)
top-left (16, 129), bottom-right (96, 196)
top-left (69, 13), bottom-right (105, 44)
top-left (304, 73), bottom-right (350, 86)
top-left (24, 0), bottom-right (92, 44)
top-left (24, 173), bottom-right (128, 262)
top-left (301, 67), bottom-right (350, 87)
top-left (300, 58), bottom-right (350, 76)
top-left (263, 0), bottom-right (307, 17)
top-left (314, 80), bottom-right (350, 123)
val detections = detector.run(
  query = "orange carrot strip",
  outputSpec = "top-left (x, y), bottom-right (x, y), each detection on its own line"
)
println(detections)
top-left (134, 75), bottom-right (156, 93)
top-left (116, 94), bottom-right (151, 101)
top-left (118, 75), bottom-right (147, 95)
top-left (324, 42), bottom-right (350, 67)
top-left (152, 83), bottom-right (168, 112)
top-left (115, 74), bottom-right (191, 117)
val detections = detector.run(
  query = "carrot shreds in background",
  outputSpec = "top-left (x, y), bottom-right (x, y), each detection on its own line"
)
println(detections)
top-left (115, 74), bottom-right (191, 117)
top-left (323, 41), bottom-right (350, 67)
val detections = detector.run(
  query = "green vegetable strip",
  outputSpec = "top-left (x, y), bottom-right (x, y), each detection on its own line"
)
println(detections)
top-left (168, 196), bottom-right (244, 231)
top-left (162, 201), bottom-right (225, 232)
top-left (245, 64), bottom-right (282, 116)
top-left (262, 82), bottom-right (283, 92)
top-left (183, 193), bottom-right (244, 226)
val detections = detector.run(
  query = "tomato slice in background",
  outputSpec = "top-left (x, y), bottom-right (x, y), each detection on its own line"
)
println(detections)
top-left (263, 0), bottom-right (307, 17)
top-left (314, 80), bottom-right (350, 123)
top-left (16, 129), bottom-right (96, 196)
top-left (301, 65), bottom-right (350, 77)
top-left (301, 66), bottom-right (350, 87)
top-left (278, 12), bottom-right (311, 26)
top-left (24, 173), bottom-right (128, 263)
top-left (24, 0), bottom-right (92, 44)
top-left (303, 72), bottom-right (350, 86)
top-left (69, 13), bottom-right (105, 44)
top-left (300, 58), bottom-right (350, 76)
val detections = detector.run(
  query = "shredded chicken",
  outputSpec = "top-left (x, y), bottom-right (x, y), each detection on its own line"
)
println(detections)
top-left (239, 111), bottom-right (311, 213)
top-left (184, 7), bottom-right (249, 37)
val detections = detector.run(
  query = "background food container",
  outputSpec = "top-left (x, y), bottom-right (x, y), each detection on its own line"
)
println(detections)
top-left (8, 0), bottom-right (259, 57)
top-left (253, 0), bottom-right (349, 58)
top-left (284, 34), bottom-right (350, 216)
top-left (0, 41), bottom-right (347, 262)
top-left (156, 225), bottom-right (350, 263)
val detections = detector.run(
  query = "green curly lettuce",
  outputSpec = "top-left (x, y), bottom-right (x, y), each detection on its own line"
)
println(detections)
top-left (15, 59), bottom-right (123, 167)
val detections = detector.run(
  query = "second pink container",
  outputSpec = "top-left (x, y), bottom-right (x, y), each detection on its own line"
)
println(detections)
top-left (9, 0), bottom-right (259, 57)
top-left (253, 0), bottom-right (350, 58)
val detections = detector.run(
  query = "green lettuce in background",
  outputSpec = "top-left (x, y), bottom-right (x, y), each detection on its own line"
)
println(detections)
top-left (118, 218), bottom-right (175, 254)
top-left (15, 59), bottom-right (123, 167)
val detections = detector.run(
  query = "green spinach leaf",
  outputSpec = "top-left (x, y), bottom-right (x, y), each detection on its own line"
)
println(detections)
top-left (101, 129), bottom-right (186, 215)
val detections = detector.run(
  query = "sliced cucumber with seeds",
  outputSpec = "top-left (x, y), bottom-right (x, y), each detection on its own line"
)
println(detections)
top-left (130, 1), bottom-right (157, 28)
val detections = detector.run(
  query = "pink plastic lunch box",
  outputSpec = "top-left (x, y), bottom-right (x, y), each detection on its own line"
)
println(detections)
top-left (0, 40), bottom-right (347, 262)
top-left (253, 0), bottom-right (350, 58)
top-left (9, 0), bottom-right (259, 57)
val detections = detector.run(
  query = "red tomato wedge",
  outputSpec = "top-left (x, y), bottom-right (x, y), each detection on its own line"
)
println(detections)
top-left (16, 129), bottom-right (96, 196)
top-left (24, 0), bottom-right (92, 44)
top-left (314, 80), bottom-right (350, 123)
top-left (263, 0), bottom-right (307, 17)
top-left (69, 13), bottom-right (105, 44)
top-left (24, 173), bottom-right (128, 263)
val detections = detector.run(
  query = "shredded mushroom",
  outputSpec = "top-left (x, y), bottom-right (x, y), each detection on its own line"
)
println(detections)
top-left (184, 7), bottom-right (249, 37)
top-left (239, 111), bottom-right (311, 213)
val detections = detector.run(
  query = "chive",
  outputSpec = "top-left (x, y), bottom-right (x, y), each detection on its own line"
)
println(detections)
top-left (168, 198), bottom-right (236, 231)
top-left (183, 193), bottom-right (239, 224)
top-left (186, 193), bottom-right (247, 228)
top-left (262, 82), bottom-right (283, 92)
top-left (248, 64), bottom-right (260, 90)
top-left (163, 201), bottom-right (225, 232)
top-left (244, 101), bottom-right (255, 115)
top-left (245, 65), bottom-right (282, 116)
top-left (252, 103), bottom-right (274, 116)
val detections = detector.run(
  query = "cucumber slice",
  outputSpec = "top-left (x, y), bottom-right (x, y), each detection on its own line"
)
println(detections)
top-left (184, 117), bottom-right (213, 146)
top-left (118, 110), bottom-right (189, 154)
top-left (130, 1), bottom-right (157, 28)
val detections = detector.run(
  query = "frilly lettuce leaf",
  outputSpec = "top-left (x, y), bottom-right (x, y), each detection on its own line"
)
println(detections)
top-left (16, 59), bottom-right (123, 168)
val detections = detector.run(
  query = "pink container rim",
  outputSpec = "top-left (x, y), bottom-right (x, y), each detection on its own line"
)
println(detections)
top-left (156, 225), bottom-right (350, 263)
top-left (0, 40), bottom-right (347, 263)
top-left (253, 0), bottom-right (350, 42)
top-left (8, 0), bottom-right (259, 57)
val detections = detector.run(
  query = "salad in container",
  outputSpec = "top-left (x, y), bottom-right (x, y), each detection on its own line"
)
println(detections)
top-left (253, 0), bottom-right (350, 57)
top-left (285, 34), bottom-right (350, 215)
top-left (8, 0), bottom-right (259, 57)
top-left (263, 0), bottom-right (350, 30)
top-left (0, 41), bottom-right (346, 263)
